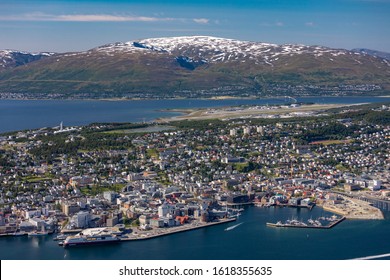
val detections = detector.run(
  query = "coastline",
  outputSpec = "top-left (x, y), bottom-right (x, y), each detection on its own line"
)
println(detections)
top-left (319, 195), bottom-right (384, 220)
top-left (156, 103), bottom-right (352, 122)
top-left (1, 94), bottom-right (389, 102)
top-left (120, 218), bottom-right (237, 242)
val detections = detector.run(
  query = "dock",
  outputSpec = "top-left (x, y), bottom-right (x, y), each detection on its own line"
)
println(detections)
top-left (0, 232), bottom-right (28, 237)
top-left (257, 202), bottom-right (314, 210)
top-left (274, 203), bottom-right (314, 210)
top-left (120, 218), bottom-right (237, 242)
top-left (266, 216), bottom-right (346, 229)
top-left (60, 229), bottom-right (83, 234)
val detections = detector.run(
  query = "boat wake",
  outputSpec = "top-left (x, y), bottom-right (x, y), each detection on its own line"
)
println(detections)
top-left (352, 252), bottom-right (390, 260)
top-left (224, 222), bottom-right (243, 231)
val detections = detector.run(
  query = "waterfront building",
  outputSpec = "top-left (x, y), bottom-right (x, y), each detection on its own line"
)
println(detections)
top-left (301, 198), bottom-right (312, 206)
top-left (25, 209), bottom-right (41, 219)
top-left (227, 194), bottom-right (249, 204)
top-left (158, 203), bottom-right (169, 217)
top-left (0, 214), bottom-right (5, 226)
top-left (19, 221), bottom-right (35, 232)
top-left (0, 223), bottom-right (17, 234)
top-left (162, 217), bottom-right (178, 227)
top-left (150, 218), bottom-right (165, 228)
top-left (106, 216), bottom-right (118, 227)
top-left (62, 202), bottom-right (80, 216)
top-left (289, 197), bottom-right (302, 206)
top-left (74, 211), bottom-right (91, 228)
top-left (139, 215), bottom-right (150, 226)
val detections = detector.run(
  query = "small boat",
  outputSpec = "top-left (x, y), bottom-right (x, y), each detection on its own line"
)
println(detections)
top-left (12, 230), bottom-right (27, 236)
top-left (28, 231), bottom-right (49, 236)
top-left (228, 212), bottom-right (241, 218)
top-left (224, 222), bottom-right (243, 231)
top-left (53, 234), bottom-right (67, 241)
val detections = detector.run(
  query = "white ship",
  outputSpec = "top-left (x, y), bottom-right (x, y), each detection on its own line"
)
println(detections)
top-left (62, 228), bottom-right (120, 247)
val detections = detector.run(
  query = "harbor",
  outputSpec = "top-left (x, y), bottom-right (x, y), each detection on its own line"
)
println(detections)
top-left (1, 206), bottom-right (389, 260)
top-left (321, 194), bottom-right (385, 220)
top-left (120, 218), bottom-right (237, 242)
top-left (58, 218), bottom-right (237, 247)
top-left (266, 216), bottom-right (346, 229)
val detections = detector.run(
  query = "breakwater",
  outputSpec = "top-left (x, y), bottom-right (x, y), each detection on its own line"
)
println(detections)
top-left (120, 218), bottom-right (237, 242)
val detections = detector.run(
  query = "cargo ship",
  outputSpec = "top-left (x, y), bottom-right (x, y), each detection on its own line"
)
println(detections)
top-left (62, 228), bottom-right (120, 247)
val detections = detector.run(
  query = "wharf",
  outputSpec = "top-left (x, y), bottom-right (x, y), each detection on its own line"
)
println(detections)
top-left (120, 218), bottom-right (237, 242)
top-left (321, 194), bottom-right (384, 220)
top-left (273, 203), bottom-right (314, 210)
top-left (226, 202), bottom-right (253, 207)
top-left (0, 232), bottom-right (28, 237)
top-left (60, 229), bottom-right (83, 234)
top-left (266, 216), bottom-right (346, 229)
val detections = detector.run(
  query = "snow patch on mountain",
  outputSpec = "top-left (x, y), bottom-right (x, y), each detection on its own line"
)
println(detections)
top-left (92, 36), bottom-right (356, 67)
top-left (0, 50), bottom-right (54, 68)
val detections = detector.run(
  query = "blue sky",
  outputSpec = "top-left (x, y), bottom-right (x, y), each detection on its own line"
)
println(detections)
top-left (1, 0), bottom-right (389, 52)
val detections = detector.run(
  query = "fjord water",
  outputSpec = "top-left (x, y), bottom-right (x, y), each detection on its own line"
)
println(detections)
top-left (0, 96), bottom-right (389, 133)
top-left (1, 206), bottom-right (390, 260)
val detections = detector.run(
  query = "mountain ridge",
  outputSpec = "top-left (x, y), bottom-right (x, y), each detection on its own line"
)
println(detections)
top-left (0, 36), bottom-right (389, 98)
top-left (0, 50), bottom-right (54, 70)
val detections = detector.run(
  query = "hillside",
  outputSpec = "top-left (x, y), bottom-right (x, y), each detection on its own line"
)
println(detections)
top-left (0, 50), bottom-right (54, 70)
top-left (0, 36), bottom-right (389, 98)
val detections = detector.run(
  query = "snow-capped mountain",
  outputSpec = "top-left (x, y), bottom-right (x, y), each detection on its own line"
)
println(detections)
top-left (0, 50), bottom-right (54, 70)
top-left (93, 36), bottom-right (384, 67)
top-left (352, 48), bottom-right (390, 60)
top-left (0, 36), bottom-right (389, 98)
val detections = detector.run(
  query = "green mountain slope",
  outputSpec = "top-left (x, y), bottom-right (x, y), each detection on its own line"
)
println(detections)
top-left (0, 36), bottom-right (389, 98)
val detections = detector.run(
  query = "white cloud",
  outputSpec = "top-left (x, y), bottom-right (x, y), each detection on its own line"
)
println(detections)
top-left (260, 21), bottom-right (284, 27)
top-left (305, 22), bottom-right (315, 27)
top-left (0, 13), bottom-right (175, 22)
top-left (58, 15), bottom-right (163, 22)
top-left (193, 18), bottom-right (210, 24)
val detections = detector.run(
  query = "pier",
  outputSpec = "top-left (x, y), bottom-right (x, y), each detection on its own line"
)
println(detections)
top-left (119, 218), bottom-right (237, 242)
top-left (60, 229), bottom-right (83, 234)
top-left (58, 218), bottom-right (238, 248)
top-left (266, 216), bottom-right (346, 229)
top-left (254, 202), bottom-right (314, 210)
top-left (273, 203), bottom-right (314, 210)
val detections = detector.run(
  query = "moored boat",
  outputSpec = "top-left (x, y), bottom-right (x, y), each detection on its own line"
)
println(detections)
top-left (53, 234), bottom-right (67, 241)
top-left (13, 231), bottom-right (27, 236)
top-left (28, 231), bottom-right (49, 236)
